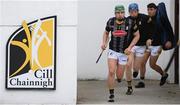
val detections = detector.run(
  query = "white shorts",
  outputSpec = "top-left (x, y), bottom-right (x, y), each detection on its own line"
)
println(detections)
top-left (146, 46), bottom-right (162, 56)
top-left (131, 46), bottom-right (146, 57)
top-left (108, 49), bottom-right (128, 65)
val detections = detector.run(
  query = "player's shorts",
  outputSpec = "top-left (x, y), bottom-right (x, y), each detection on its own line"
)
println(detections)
top-left (131, 46), bottom-right (146, 57)
top-left (108, 49), bottom-right (128, 65)
top-left (146, 46), bottom-right (162, 56)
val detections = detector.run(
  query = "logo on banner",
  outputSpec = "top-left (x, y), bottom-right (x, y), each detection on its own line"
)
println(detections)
top-left (6, 16), bottom-right (56, 90)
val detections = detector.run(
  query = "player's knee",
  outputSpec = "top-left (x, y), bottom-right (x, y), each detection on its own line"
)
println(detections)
top-left (109, 69), bottom-right (115, 77)
top-left (133, 65), bottom-right (139, 71)
top-left (140, 62), bottom-right (146, 68)
top-left (126, 65), bottom-right (131, 71)
top-left (142, 62), bottom-right (146, 66)
top-left (126, 61), bottom-right (132, 68)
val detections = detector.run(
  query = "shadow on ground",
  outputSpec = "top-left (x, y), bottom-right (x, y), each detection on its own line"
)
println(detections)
top-left (77, 80), bottom-right (180, 104)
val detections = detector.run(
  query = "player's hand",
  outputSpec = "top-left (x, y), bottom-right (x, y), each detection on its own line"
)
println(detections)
top-left (165, 41), bottom-right (172, 49)
top-left (101, 43), bottom-right (107, 50)
top-left (124, 47), bottom-right (131, 55)
top-left (146, 39), bottom-right (152, 47)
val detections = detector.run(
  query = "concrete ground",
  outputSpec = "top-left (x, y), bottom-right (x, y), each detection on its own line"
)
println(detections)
top-left (77, 80), bottom-right (180, 104)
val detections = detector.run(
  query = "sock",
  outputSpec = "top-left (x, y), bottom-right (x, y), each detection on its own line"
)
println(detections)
top-left (127, 81), bottom-right (132, 87)
top-left (133, 71), bottom-right (138, 77)
top-left (140, 77), bottom-right (145, 83)
top-left (109, 89), bottom-right (114, 95)
top-left (117, 79), bottom-right (122, 83)
top-left (109, 89), bottom-right (114, 100)
top-left (128, 86), bottom-right (132, 89)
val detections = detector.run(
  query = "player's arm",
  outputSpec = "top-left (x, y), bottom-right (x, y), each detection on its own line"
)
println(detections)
top-left (101, 31), bottom-right (109, 50)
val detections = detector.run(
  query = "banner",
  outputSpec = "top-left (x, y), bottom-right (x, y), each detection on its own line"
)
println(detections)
top-left (6, 16), bottom-right (57, 90)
